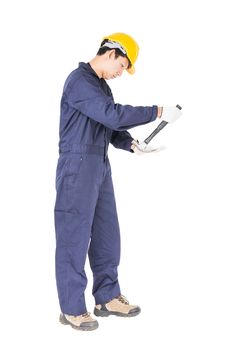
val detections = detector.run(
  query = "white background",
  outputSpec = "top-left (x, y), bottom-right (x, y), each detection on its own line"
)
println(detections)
top-left (0, 0), bottom-right (232, 349)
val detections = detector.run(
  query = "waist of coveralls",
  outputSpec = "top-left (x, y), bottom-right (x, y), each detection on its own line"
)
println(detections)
top-left (59, 144), bottom-right (107, 156)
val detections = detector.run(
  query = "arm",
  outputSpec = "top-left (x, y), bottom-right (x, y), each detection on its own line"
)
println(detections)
top-left (110, 130), bottom-right (134, 152)
top-left (67, 76), bottom-right (158, 131)
top-left (110, 107), bottom-right (163, 152)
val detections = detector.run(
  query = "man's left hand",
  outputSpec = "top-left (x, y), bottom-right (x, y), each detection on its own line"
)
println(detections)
top-left (131, 140), bottom-right (164, 155)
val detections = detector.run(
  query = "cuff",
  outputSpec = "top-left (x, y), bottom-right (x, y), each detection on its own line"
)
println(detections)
top-left (151, 105), bottom-right (158, 122)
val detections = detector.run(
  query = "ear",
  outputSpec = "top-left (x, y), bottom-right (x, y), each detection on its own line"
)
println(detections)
top-left (108, 49), bottom-right (116, 60)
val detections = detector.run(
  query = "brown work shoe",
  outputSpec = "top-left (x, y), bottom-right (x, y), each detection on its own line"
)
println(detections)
top-left (59, 312), bottom-right (99, 331)
top-left (94, 295), bottom-right (141, 317)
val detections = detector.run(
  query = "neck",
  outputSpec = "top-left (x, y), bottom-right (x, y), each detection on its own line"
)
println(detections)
top-left (89, 56), bottom-right (103, 79)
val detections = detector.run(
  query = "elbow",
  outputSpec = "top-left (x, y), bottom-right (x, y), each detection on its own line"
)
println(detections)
top-left (110, 123), bottom-right (126, 131)
top-left (104, 104), bottom-right (127, 131)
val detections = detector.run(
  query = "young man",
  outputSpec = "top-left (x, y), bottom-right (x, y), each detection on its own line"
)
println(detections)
top-left (54, 32), bottom-right (181, 331)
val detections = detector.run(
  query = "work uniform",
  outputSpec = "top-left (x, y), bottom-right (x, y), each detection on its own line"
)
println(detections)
top-left (54, 62), bottom-right (158, 315)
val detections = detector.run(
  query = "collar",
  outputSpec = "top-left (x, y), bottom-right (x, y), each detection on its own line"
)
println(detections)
top-left (78, 62), bottom-right (100, 79)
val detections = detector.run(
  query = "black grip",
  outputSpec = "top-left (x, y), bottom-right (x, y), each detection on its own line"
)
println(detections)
top-left (144, 120), bottom-right (168, 144)
top-left (176, 104), bottom-right (182, 110)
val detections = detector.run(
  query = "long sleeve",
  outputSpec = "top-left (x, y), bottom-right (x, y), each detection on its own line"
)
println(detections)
top-left (66, 76), bottom-right (157, 131)
top-left (110, 130), bottom-right (134, 152)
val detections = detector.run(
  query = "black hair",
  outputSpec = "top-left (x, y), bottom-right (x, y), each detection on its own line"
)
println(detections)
top-left (97, 39), bottom-right (132, 69)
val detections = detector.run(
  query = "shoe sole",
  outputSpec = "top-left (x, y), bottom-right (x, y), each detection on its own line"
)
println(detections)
top-left (59, 314), bottom-right (99, 331)
top-left (94, 307), bottom-right (141, 318)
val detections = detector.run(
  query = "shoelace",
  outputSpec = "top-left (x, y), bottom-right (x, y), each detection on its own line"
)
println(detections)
top-left (81, 312), bottom-right (91, 318)
top-left (117, 295), bottom-right (129, 305)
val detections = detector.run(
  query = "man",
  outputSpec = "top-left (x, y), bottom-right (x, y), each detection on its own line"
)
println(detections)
top-left (54, 32), bottom-right (181, 331)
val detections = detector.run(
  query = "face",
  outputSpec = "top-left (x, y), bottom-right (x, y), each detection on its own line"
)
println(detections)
top-left (103, 50), bottom-right (129, 80)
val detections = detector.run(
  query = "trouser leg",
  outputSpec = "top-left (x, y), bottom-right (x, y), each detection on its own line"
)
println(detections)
top-left (88, 160), bottom-right (121, 304)
top-left (54, 154), bottom-right (100, 315)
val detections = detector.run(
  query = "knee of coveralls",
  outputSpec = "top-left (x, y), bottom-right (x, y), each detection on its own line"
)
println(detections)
top-left (54, 153), bottom-right (100, 314)
top-left (88, 162), bottom-right (121, 304)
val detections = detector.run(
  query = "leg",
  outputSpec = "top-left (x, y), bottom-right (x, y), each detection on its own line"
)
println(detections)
top-left (55, 154), bottom-right (100, 315)
top-left (88, 161), bottom-right (121, 305)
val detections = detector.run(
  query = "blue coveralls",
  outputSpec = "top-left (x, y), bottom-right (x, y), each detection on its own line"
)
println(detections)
top-left (54, 62), bottom-right (158, 315)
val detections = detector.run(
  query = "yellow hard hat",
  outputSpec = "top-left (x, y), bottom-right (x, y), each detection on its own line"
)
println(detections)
top-left (102, 32), bottom-right (139, 74)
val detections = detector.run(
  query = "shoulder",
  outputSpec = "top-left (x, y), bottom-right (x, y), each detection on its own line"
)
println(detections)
top-left (64, 65), bottom-right (100, 92)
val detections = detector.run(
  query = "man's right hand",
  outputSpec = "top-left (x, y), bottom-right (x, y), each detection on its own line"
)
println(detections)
top-left (161, 106), bottom-right (182, 123)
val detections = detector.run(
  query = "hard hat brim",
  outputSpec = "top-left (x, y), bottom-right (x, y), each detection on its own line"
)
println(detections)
top-left (127, 65), bottom-right (135, 74)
